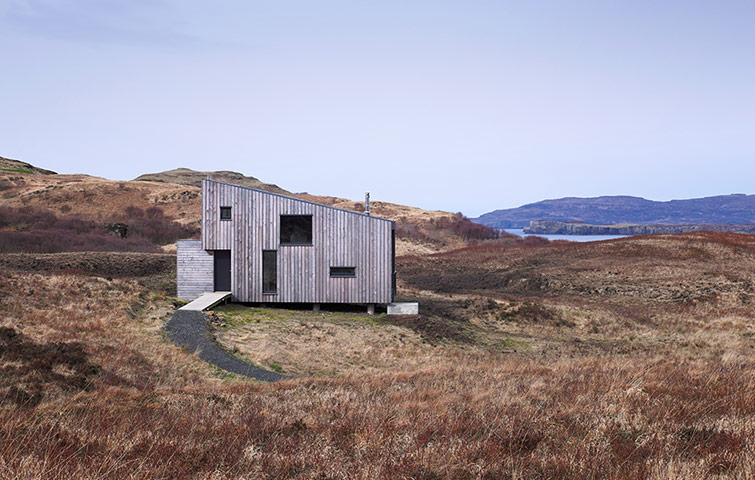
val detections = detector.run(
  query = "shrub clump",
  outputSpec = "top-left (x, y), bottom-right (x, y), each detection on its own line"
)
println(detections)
top-left (0, 206), bottom-right (197, 253)
top-left (396, 213), bottom-right (500, 243)
top-left (112, 206), bottom-right (197, 245)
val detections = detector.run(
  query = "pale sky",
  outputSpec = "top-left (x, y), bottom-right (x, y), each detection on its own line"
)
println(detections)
top-left (2, 1), bottom-right (754, 217)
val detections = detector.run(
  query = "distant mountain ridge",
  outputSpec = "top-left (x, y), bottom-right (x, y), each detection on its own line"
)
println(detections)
top-left (475, 194), bottom-right (755, 228)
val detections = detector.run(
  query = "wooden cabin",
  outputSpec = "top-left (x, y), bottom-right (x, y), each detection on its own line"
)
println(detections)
top-left (177, 179), bottom-right (396, 308)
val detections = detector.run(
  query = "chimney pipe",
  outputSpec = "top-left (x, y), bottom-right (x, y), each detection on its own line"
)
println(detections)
top-left (365, 192), bottom-right (370, 216)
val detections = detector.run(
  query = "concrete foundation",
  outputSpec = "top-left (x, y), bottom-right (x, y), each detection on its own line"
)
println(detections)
top-left (387, 302), bottom-right (419, 315)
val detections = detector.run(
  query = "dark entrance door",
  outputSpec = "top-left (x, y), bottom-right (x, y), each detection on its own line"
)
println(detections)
top-left (214, 250), bottom-right (231, 291)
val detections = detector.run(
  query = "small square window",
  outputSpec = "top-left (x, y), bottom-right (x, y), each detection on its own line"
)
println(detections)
top-left (220, 206), bottom-right (232, 220)
top-left (280, 215), bottom-right (312, 245)
top-left (330, 267), bottom-right (356, 278)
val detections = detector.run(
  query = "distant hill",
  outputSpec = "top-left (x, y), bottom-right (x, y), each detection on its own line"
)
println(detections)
top-left (475, 194), bottom-right (755, 228)
top-left (134, 168), bottom-right (290, 195)
top-left (0, 155), bottom-right (56, 175)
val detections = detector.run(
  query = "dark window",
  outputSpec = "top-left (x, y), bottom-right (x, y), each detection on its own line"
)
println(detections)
top-left (262, 250), bottom-right (277, 294)
top-left (220, 206), bottom-right (232, 220)
top-left (280, 215), bottom-right (312, 245)
top-left (330, 266), bottom-right (356, 278)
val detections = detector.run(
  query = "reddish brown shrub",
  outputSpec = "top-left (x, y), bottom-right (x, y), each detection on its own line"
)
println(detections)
top-left (395, 213), bottom-right (500, 244)
top-left (431, 213), bottom-right (500, 241)
top-left (0, 230), bottom-right (160, 253)
top-left (0, 206), bottom-right (195, 253)
top-left (108, 206), bottom-right (198, 245)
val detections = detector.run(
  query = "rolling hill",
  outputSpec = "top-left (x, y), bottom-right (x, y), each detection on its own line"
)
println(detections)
top-left (134, 168), bottom-right (290, 195)
top-left (0, 156), bottom-right (502, 255)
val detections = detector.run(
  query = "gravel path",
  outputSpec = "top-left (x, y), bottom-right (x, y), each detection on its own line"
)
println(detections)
top-left (165, 310), bottom-right (287, 382)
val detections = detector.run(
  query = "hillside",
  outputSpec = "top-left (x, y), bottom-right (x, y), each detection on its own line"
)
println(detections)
top-left (0, 155), bottom-right (57, 175)
top-left (475, 194), bottom-right (755, 228)
top-left (134, 168), bottom-right (290, 195)
top-left (2, 231), bottom-right (755, 477)
top-left (0, 173), bottom-right (202, 225)
top-left (0, 157), bottom-right (503, 255)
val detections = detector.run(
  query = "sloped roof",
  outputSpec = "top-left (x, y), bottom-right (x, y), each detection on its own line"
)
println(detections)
top-left (204, 179), bottom-right (394, 224)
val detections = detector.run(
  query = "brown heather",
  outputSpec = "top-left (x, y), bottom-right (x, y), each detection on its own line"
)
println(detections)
top-left (1, 231), bottom-right (755, 478)
top-left (0, 206), bottom-right (197, 253)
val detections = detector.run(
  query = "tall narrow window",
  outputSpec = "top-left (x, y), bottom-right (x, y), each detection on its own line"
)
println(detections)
top-left (262, 250), bottom-right (277, 294)
top-left (280, 215), bottom-right (312, 245)
top-left (220, 206), bottom-right (232, 220)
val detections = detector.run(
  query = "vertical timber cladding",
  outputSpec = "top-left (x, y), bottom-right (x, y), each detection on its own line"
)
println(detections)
top-left (202, 179), bottom-right (394, 304)
top-left (176, 239), bottom-right (214, 301)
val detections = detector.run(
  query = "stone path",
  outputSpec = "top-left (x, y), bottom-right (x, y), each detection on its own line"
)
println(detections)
top-left (165, 294), bottom-right (287, 382)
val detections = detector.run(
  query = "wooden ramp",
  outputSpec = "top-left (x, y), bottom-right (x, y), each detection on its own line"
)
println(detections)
top-left (179, 291), bottom-right (231, 311)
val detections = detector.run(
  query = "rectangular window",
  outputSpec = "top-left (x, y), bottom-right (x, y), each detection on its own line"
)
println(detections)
top-left (262, 250), bottom-right (277, 294)
top-left (220, 206), bottom-right (232, 220)
top-left (330, 266), bottom-right (356, 278)
top-left (280, 215), bottom-right (312, 245)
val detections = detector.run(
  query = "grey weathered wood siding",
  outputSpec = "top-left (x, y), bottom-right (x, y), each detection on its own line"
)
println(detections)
top-left (176, 239), bottom-right (214, 300)
top-left (201, 179), bottom-right (395, 304)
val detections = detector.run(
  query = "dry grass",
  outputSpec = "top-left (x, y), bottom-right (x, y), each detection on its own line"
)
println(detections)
top-left (0, 173), bottom-right (203, 226)
top-left (2, 232), bottom-right (755, 478)
top-left (212, 305), bottom-right (481, 377)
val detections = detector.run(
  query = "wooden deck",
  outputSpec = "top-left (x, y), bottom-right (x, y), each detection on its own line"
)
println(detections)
top-left (178, 291), bottom-right (232, 311)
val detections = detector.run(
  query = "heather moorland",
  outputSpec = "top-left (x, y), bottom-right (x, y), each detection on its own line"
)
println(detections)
top-left (1, 165), bottom-right (754, 478)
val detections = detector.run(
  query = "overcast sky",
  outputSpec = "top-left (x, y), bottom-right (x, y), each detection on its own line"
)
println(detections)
top-left (2, 1), bottom-right (754, 217)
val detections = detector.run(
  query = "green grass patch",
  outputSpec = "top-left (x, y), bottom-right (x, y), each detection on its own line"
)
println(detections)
top-left (212, 304), bottom-right (293, 327)
top-left (499, 337), bottom-right (530, 350)
top-left (213, 303), bottom-right (384, 328)
top-left (268, 361), bottom-right (285, 373)
top-left (211, 365), bottom-right (238, 380)
top-left (0, 168), bottom-right (35, 174)
top-left (165, 296), bottom-right (188, 308)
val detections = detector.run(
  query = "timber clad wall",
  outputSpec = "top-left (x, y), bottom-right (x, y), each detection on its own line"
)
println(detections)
top-left (194, 179), bottom-right (395, 304)
top-left (176, 240), bottom-right (214, 300)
